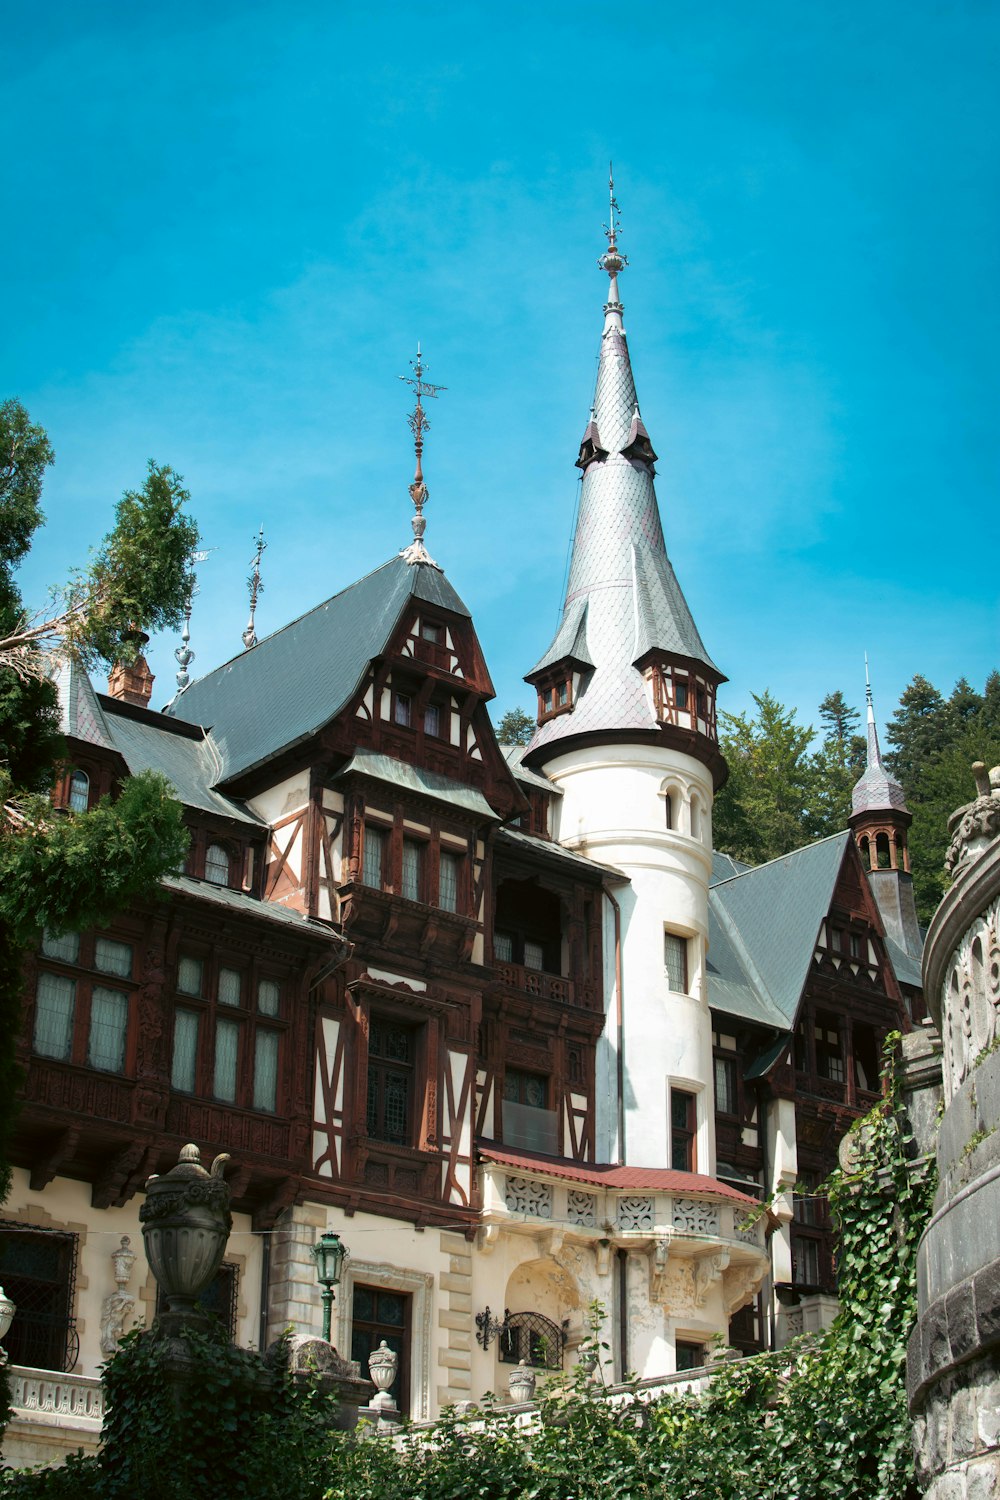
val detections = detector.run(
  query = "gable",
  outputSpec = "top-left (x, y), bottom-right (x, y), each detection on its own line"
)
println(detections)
top-left (165, 555), bottom-right (472, 784)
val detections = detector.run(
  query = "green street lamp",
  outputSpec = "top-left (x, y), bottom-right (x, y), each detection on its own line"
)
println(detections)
top-left (311, 1231), bottom-right (347, 1343)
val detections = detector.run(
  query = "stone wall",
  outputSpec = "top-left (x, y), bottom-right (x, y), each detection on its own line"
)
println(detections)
top-left (908, 765), bottom-right (1000, 1498)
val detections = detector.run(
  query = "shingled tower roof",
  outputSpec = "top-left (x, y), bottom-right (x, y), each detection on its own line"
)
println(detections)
top-left (526, 176), bottom-right (722, 761)
top-left (852, 672), bottom-right (909, 817)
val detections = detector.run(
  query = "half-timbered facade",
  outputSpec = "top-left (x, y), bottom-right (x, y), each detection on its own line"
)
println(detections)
top-left (4, 195), bottom-right (919, 1462)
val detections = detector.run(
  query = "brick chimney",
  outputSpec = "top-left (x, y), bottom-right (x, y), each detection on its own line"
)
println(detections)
top-left (107, 630), bottom-right (155, 709)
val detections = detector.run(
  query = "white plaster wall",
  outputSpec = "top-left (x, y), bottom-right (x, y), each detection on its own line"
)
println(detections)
top-left (2, 1167), bottom-right (263, 1378)
top-left (546, 744), bottom-right (716, 1172)
top-left (247, 774), bottom-right (309, 827)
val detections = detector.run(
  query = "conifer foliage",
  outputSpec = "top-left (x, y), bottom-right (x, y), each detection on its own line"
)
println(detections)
top-left (0, 400), bottom-right (196, 1200)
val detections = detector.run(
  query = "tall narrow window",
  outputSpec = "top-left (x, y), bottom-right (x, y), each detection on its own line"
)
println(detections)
top-left (68, 770), bottom-right (89, 812)
top-left (424, 703), bottom-right (441, 737)
top-left (367, 1022), bottom-right (414, 1145)
top-left (362, 827), bottom-right (386, 888)
top-left (664, 791), bottom-right (674, 830)
top-left (664, 933), bottom-right (688, 993)
top-left (523, 939), bottom-right (544, 971)
top-left (494, 931), bottom-right (514, 963)
top-left (714, 1055), bottom-right (737, 1115)
top-left (351, 1285), bottom-right (410, 1412)
top-left (33, 973), bottom-right (76, 1060)
top-left (253, 1030), bottom-right (279, 1112)
top-left (401, 839), bottom-right (423, 902)
top-left (88, 987), bottom-right (128, 1072)
top-left (213, 1019), bottom-right (240, 1103)
top-left (205, 844), bottom-right (230, 886)
top-left (670, 1089), bottom-right (697, 1172)
top-left (172, 1010), bottom-right (200, 1092)
top-left (439, 851), bottom-right (460, 913)
top-left (394, 694), bottom-right (411, 727)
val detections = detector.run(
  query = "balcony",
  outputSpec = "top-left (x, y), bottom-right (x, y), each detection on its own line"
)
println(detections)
top-left (4, 1366), bottom-right (104, 1469)
top-left (495, 962), bottom-right (573, 1005)
top-left (478, 1152), bottom-right (769, 1324)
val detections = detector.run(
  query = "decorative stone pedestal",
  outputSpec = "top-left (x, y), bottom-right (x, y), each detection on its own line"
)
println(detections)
top-left (265, 1334), bottom-right (373, 1431)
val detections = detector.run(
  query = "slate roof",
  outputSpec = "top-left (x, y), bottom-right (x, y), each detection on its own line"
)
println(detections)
top-left (103, 704), bottom-right (262, 826)
top-left (501, 745), bottom-right (563, 796)
top-left (161, 873), bottom-right (343, 940)
top-left (477, 1144), bottom-right (756, 1205)
top-left (334, 751), bottom-right (496, 821)
top-left (884, 933), bottom-right (923, 989)
top-left (51, 657), bottom-right (117, 752)
top-left (527, 272), bottom-right (721, 759)
top-left (708, 833), bottom-right (853, 1027)
top-left (495, 825), bottom-right (625, 881)
top-left (852, 699), bottom-right (909, 817)
top-left (166, 555), bottom-right (472, 782)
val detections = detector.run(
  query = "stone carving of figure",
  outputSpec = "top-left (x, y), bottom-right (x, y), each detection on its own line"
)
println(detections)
top-left (100, 1290), bottom-right (136, 1355)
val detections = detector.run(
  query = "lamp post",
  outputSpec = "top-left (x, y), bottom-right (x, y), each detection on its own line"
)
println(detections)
top-left (311, 1231), bottom-right (347, 1344)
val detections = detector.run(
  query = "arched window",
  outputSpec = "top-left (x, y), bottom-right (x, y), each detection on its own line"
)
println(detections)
top-left (499, 1311), bottom-right (564, 1369)
top-left (859, 836), bottom-right (871, 870)
top-left (875, 832), bottom-right (891, 869)
top-left (690, 799), bottom-right (701, 841)
top-left (68, 770), bottom-right (89, 813)
top-left (205, 844), bottom-right (230, 887)
top-left (664, 791), bottom-right (675, 830)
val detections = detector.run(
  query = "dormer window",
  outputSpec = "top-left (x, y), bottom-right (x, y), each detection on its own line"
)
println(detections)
top-left (205, 844), bottom-right (231, 887)
top-left (421, 621), bottom-right (442, 644)
top-left (538, 676), bottom-right (572, 722)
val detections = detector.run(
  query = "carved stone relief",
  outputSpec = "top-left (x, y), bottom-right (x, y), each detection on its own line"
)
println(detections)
top-left (567, 1190), bottom-right (596, 1228)
top-left (673, 1199), bottom-right (720, 1236)
top-left (504, 1176), bottom-right (552, 1219)
top-left (616, 1196), bottom-right (654, 1231)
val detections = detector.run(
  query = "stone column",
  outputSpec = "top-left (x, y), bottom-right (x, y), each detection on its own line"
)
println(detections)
top-left (907, 764), bottom-right (1000, 1498)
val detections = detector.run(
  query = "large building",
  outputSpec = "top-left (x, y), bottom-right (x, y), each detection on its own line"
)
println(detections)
top-left (1, 199), bottom-right (921, 1458)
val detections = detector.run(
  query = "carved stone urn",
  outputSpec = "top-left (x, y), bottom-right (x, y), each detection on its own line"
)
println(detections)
top-left (367, 1339), bottom-right (399, 1416)
top-left (0, 1285), bottom-right (15, 1362)
top-left (507, 1358), bottom-right (536, 1404)
top-left (139, 1144), bottom-right (231, 1318)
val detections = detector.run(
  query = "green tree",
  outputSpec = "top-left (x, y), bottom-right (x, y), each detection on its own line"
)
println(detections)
top-left (496, 706), bottom-right (535, 746)
top-left (886, 672), bottom-right (1000, 921)
top-left (0, 402), bottom-right (198, 1199)
top-left (811, 689), bottom-right (867, 838)
top-left (713, 691), bottom-right (818, 864)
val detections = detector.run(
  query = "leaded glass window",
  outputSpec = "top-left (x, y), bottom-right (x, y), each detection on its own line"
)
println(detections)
top-left (367, 1022), bottom-right (414, 1145)
top-left (438, 851), bottom-right (460, 913)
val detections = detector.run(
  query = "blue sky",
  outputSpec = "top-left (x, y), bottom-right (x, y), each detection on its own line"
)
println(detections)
top-left (5, 1), bottom-right (998, 745)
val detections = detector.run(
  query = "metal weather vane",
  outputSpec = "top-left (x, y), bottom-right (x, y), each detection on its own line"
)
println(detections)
top-left (242, 526), bottom-right (266, 649)
top-left (399, 342), bottom-right (446, 567)
top-left (599, 162), bottom-right (628, 309)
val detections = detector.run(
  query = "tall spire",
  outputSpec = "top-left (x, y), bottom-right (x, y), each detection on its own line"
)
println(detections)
top-left (399, 343), bottom-right (445, 569)
top-left (525, 171), bottom-right (724, 769)
top-left (599, 162), bottom-right (628, 333)
top-left (242, 526), bottom-right (266, 650)
top-left (852, 660), bottom-right (909, 816)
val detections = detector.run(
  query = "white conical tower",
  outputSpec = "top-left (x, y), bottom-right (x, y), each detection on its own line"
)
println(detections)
top-left (525, 175), bottom-right (726, 1172)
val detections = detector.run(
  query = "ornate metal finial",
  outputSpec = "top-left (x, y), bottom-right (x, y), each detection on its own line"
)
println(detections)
top-left (399, 343), bottom-right (446, 568)
top-left (865, 651), bottom-right (873, 711)
top-left (599, 162), bottom-right (628, 280)
top-left (242, 526), bottom-right (266, 649)
top-left (174, 550), bottom-right (211, 695)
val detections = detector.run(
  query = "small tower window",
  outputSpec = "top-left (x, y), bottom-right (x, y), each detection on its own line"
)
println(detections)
top-left (205, 844), bottom-right (230, 886)
top-left (875, 832), bottom-right (891, 869)
top-left (859, 835), bottom-right (871, 870)
top-left (664, 791), bottom-right (675, 830)
top-left (664, 932), bottom-right (689, 993)
top-left (68, 770), bottom-right (90, 812)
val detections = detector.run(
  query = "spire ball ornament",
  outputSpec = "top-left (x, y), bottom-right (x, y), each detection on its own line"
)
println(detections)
top-left (242, 526), bottom-right (266, 649)
top-left (399, 342), bottom-right (445, 570)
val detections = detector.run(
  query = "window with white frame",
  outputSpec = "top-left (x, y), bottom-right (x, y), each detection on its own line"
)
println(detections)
top-left (664, 932), bottom-right (689, 992)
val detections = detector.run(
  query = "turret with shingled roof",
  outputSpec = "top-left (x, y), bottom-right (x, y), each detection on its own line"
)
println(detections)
top-left (524, 170), bottom-right (726, 787)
